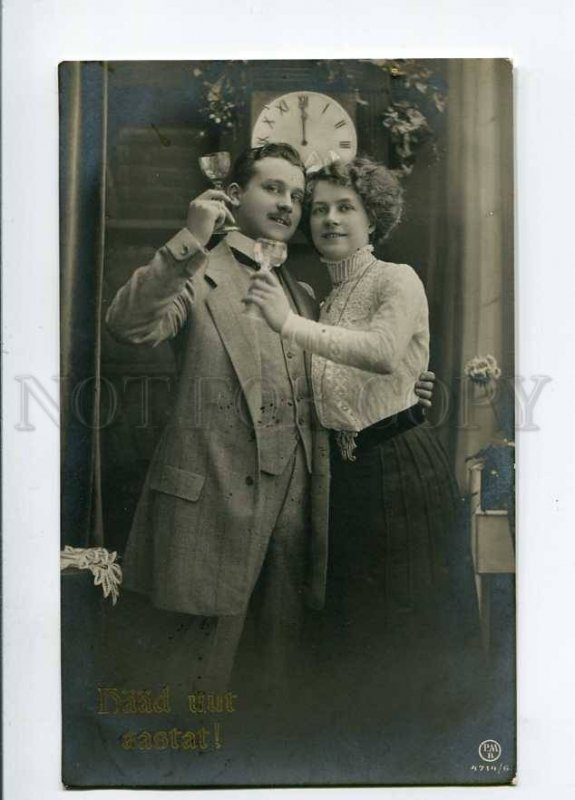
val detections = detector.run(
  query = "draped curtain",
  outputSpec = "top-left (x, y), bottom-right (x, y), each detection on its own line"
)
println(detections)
top-left (60, 61), bottom-right (108, 546)
top-left (440, 59), bottom-right (514, 484)
top-left (391, 59), bottom-right (514, 487)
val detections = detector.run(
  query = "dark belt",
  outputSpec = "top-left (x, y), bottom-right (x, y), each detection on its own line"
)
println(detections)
top-left (331, 404), bottom-right (426, 456)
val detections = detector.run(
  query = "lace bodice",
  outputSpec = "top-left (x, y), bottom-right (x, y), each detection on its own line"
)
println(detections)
top-left (281, 253), bottom-right (430, 432)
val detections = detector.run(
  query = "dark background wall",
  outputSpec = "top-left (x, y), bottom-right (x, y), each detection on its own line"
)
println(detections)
top-left (98, 59), bottom-right (503, 553)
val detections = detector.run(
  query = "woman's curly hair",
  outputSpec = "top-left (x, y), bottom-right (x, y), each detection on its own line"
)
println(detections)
top-left (304, 156), bottom-right (404, 244)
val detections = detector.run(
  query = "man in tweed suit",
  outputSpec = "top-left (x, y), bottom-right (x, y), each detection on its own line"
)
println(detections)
top-left (106, 144), bottom-right (329, 694)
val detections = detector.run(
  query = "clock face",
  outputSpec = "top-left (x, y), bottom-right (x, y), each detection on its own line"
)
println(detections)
top-left (251, 91), bottom-right (358, 170)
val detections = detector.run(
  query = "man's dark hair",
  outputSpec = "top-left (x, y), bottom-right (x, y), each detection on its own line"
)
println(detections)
top-left (229, 143), bottom-right (304, 188)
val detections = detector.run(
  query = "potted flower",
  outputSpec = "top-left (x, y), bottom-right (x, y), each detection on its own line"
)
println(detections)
top-left (464, 355), bottom-right (515, 520)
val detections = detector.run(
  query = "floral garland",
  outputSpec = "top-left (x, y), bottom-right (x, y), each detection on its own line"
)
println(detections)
top-left (371, 60), bottom-right (447, 174)
top-left (190, 59), bottom-right (446, 175)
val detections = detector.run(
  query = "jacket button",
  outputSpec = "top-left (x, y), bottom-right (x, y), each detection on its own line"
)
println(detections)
top-left (286, 352), bottom-right (294, 359)
top-left (181, 244), bottom-right (189, 255)
top-left (245, 476), bottom-right (254, 486)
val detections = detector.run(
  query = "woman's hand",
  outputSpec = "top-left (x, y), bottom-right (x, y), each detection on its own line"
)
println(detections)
top-left (415, 370), bottom-right (436, 408)
top-left (244, 270), bottom-right (292, 332)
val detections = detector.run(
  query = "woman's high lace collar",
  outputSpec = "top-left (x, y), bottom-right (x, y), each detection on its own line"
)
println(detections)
top-left (321, 244), bottom-right (376, 285)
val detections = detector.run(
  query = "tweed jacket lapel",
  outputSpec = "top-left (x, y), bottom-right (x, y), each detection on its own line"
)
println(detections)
top-left (205, 241), bottom-right (262, 431)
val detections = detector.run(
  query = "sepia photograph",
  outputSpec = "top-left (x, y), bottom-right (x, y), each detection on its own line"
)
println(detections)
top-left (7, 1), bottom-right (575, 798)
top-left (57, 57), bottom-right (516, 788)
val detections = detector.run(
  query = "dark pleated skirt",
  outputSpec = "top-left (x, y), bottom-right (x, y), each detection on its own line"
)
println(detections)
top-left (307, 415), bottom-right (481, 725)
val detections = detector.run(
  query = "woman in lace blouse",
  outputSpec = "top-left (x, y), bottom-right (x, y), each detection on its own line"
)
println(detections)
top-left (246, 157), bottom-right (480, 727)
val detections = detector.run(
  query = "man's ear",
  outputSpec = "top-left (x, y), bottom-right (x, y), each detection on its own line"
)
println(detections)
top-left (227, 182), bottom-right (242, 208)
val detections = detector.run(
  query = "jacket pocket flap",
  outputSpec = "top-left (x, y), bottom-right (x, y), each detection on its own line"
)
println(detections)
top-left (150, 465), bottom-right (205, 502)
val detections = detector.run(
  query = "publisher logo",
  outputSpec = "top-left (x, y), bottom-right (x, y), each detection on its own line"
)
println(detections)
top-left (478, 740), bottom-right (502, 762)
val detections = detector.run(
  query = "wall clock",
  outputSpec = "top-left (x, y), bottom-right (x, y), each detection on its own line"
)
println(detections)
top-left (251, 91), bottom-right (358, 169)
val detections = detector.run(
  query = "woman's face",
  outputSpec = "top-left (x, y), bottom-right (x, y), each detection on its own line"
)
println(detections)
top-left (309, 180), bottom-right (373, 261)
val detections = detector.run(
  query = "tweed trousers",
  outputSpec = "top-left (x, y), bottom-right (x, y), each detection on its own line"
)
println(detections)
top-left (104, 443), bottom-right (311, 700)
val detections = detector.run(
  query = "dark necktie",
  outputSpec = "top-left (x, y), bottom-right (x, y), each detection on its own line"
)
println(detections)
top-left (230, 247), bottom-right (259, 269)
top-left (230, 248), bottom-right (290, 282)
top-left (231, 247), bottom-right (295, 309)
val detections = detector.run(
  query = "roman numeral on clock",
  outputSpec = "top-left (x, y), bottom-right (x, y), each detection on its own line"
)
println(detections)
top-left (275, 99), bottom-right (289, 114)
top-left (334, 119), bottom-right (347, 129)
top-left (339, 141), bottom-right (352, 149)
top-left (257, 136), bottom-right (270, 144)
top-left (262, 116), bottom-right (275, 128)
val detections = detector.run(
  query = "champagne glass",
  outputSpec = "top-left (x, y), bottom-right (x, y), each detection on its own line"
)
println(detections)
top-left (198, 151), bottom-right (239, 234)
top-left (244, 238), bottom-right (288, 321)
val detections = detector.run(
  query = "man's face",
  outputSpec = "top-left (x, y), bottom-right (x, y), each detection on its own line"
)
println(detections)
top-left (230, 157), bottom-right (305, 243)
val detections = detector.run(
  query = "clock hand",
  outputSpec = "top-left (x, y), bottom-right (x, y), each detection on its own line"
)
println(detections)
top-left (298, 95), bottom-right (309, 146)
top-left (301, 111), bottom-right (308, 146)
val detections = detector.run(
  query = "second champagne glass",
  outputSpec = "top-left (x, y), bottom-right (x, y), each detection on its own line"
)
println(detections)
top-left (244, 238), bottom-right (288, 321)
